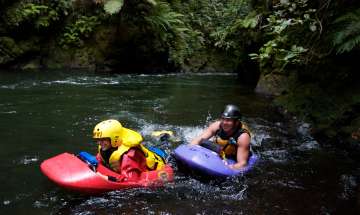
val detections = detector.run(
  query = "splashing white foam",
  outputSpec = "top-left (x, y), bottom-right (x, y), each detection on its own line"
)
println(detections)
top-left (17, 156), bottom-right (39, 165)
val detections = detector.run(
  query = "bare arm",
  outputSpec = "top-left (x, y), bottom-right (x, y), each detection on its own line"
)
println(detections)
top-left (229, 133), bottom-right (250, 169)
top-left (190, 121), bottom-right (220, 145)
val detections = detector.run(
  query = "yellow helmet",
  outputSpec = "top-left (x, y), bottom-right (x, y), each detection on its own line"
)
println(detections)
top-left (93, 119), bottom-right (123, 147)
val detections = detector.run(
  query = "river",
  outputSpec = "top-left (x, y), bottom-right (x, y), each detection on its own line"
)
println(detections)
top-left (0, 71), bottom-right (358, 214)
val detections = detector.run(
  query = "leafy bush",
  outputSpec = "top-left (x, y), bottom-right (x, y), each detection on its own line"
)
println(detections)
top-left (5, 2), bottom-right (59, 29)
top-left (144, 1), bottom-right (199, 66)
top-left (59, 16), bottom-right (101, 48)
top-left (331, 7), bottom-right (360, 54)
top-left (249, 0), bottom-right (317, 73)
top-left (104, 0), bottom-right (124, 15)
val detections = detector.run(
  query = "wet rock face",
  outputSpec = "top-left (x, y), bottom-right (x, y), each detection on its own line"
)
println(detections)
top-left (297, 122), bottom-right (312, 137)
top-left (181, 50), bottom-right (238, 73)
top-left (255, 73), bottom-right (289, 96)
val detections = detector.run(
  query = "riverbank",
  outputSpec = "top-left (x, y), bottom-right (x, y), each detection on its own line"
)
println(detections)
top-left (260, 76), bottom-right (360, 156)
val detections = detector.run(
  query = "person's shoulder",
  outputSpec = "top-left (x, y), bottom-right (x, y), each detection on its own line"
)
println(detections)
top-left (240, 124), bottom-right (252, 138)
top-left (239, 131), bottom-right (250, 138)
top-left (238, 132), bottom-right (251, 144)
top-left (209, 120), bottom-right (221, 129)
top-left (210, 120), bottom-right (221, 126)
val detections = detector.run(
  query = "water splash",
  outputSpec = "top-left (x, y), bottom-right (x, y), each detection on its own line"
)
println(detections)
top-left (295, 140), bottom-right (319, 151)
top-left (0, 111), bottom-right (17, 114)
top-left (339, 174), bottom-right (357, 200)
top-left (16, 156), bottom-right (39, 165)
top-left (261, 149), bottom-right (289, 163)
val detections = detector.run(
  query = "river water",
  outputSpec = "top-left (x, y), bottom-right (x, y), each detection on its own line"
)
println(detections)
top-left (0, 71), bottom-right (358, 214)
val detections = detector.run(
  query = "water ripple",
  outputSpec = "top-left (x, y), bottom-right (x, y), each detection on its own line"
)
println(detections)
top-left (261, 149), bottom-right (289, 163)
top-left (15, 155), bottom-right (39, 165)
top-left (0, 110), bottom-right (17, 114)
top-left (339, 174), bottom-right (357, 200)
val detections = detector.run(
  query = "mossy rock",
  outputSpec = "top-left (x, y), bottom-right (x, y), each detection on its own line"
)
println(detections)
top-left (274, 80), bottom-right (360, 147)
top-left (255, 73), bottom-right (289, 96)
top-left (44, 44), bottom-right (105, 70)
top-left (94, 26), bottom-right (117, 57)
top-left (21, 58), bottom-right (41, 70)
top-left (182, 49), bottom-right (237, 73)
top-left (0, 37), bottom-right (23, 64)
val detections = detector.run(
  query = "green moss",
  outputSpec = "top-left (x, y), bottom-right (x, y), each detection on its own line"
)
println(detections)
top-left (21, 59), bottom-right (41, 70)
top-left (182, 48), bottom-right (238, 73)
top-left (0, 37), bottom-right (24, 64)
top-left (18, 37), bottom-right (40, 52)
top-left (274, 82), bottom-right (360, 141)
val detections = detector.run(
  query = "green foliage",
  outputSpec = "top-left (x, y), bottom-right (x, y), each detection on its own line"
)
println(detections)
top-left (0, 1), bottom-right (75, 66)
top-left (143, 1), bottom-right (201, 66)
top-left (249, 39), bottom-right (308, 72)
top-left (78, 0), bottom-right (201, 66)
top-left (0, 36), bottom-right (23, 64)
top-left (274, 83), bottom-right (343, 128)
top-left (250, 0), bottom-right (317, 73)
top-left (145, 0), bottom-right (157, 6)
top-left (50, 0), bottom-right (73, 16)
top-left (0, 35), bottom-right (40, 65)
top-left (104, 0), bottom-right (124, 15)
top-left (170, 0), bottom-right (256, 68)
top-left (180, 0), bottom-right (253, 39)
top-left (240, 12), bottom-right (261, 29)
top-left (145, 3), bottom-right (185, 33)
top-left (59, 16), bottom-right (101, 48)
top-left (87, 0), bottom-right (259, 68)
top-left (275, 82), bottom-right (360, 139)
top-left (211, 11), bottom-right (260, 51)
top-left (5, 2), bottom-right (59, 29)
top-left (331, 8), bottom-right (360, 54)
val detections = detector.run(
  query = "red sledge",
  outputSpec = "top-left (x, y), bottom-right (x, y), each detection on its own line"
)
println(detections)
top-left (40, 152), bottom-right (174, 194)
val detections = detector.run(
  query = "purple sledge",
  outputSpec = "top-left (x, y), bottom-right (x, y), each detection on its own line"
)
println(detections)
top-left (174, 144), bottom-right (258, 177)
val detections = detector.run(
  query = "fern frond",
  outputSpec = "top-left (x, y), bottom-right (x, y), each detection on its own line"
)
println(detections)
top-left (333, 22), bottom-right (360, 45)
top-left (331, 8), bottom-right (360, 54)
top-left (104, 0), bottom-right (124, 15)
top-left (145, 1), bottom-right (186, 33)
top-left (333, 8), bottom-right (360, 24)
top-left (145, 0), bottom-right (157, 6)
top-left (336, 34), bottom-right (360, 54)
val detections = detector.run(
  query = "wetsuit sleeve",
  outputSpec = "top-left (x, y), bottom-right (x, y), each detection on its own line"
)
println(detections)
top-left (119, 148), bottom-right (147, 181)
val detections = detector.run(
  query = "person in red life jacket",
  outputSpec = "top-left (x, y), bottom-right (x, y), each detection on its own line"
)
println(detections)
top-left (190, 104), bottom-right (251, 169)
top-left (93, 119), bottom-right (166, 182)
